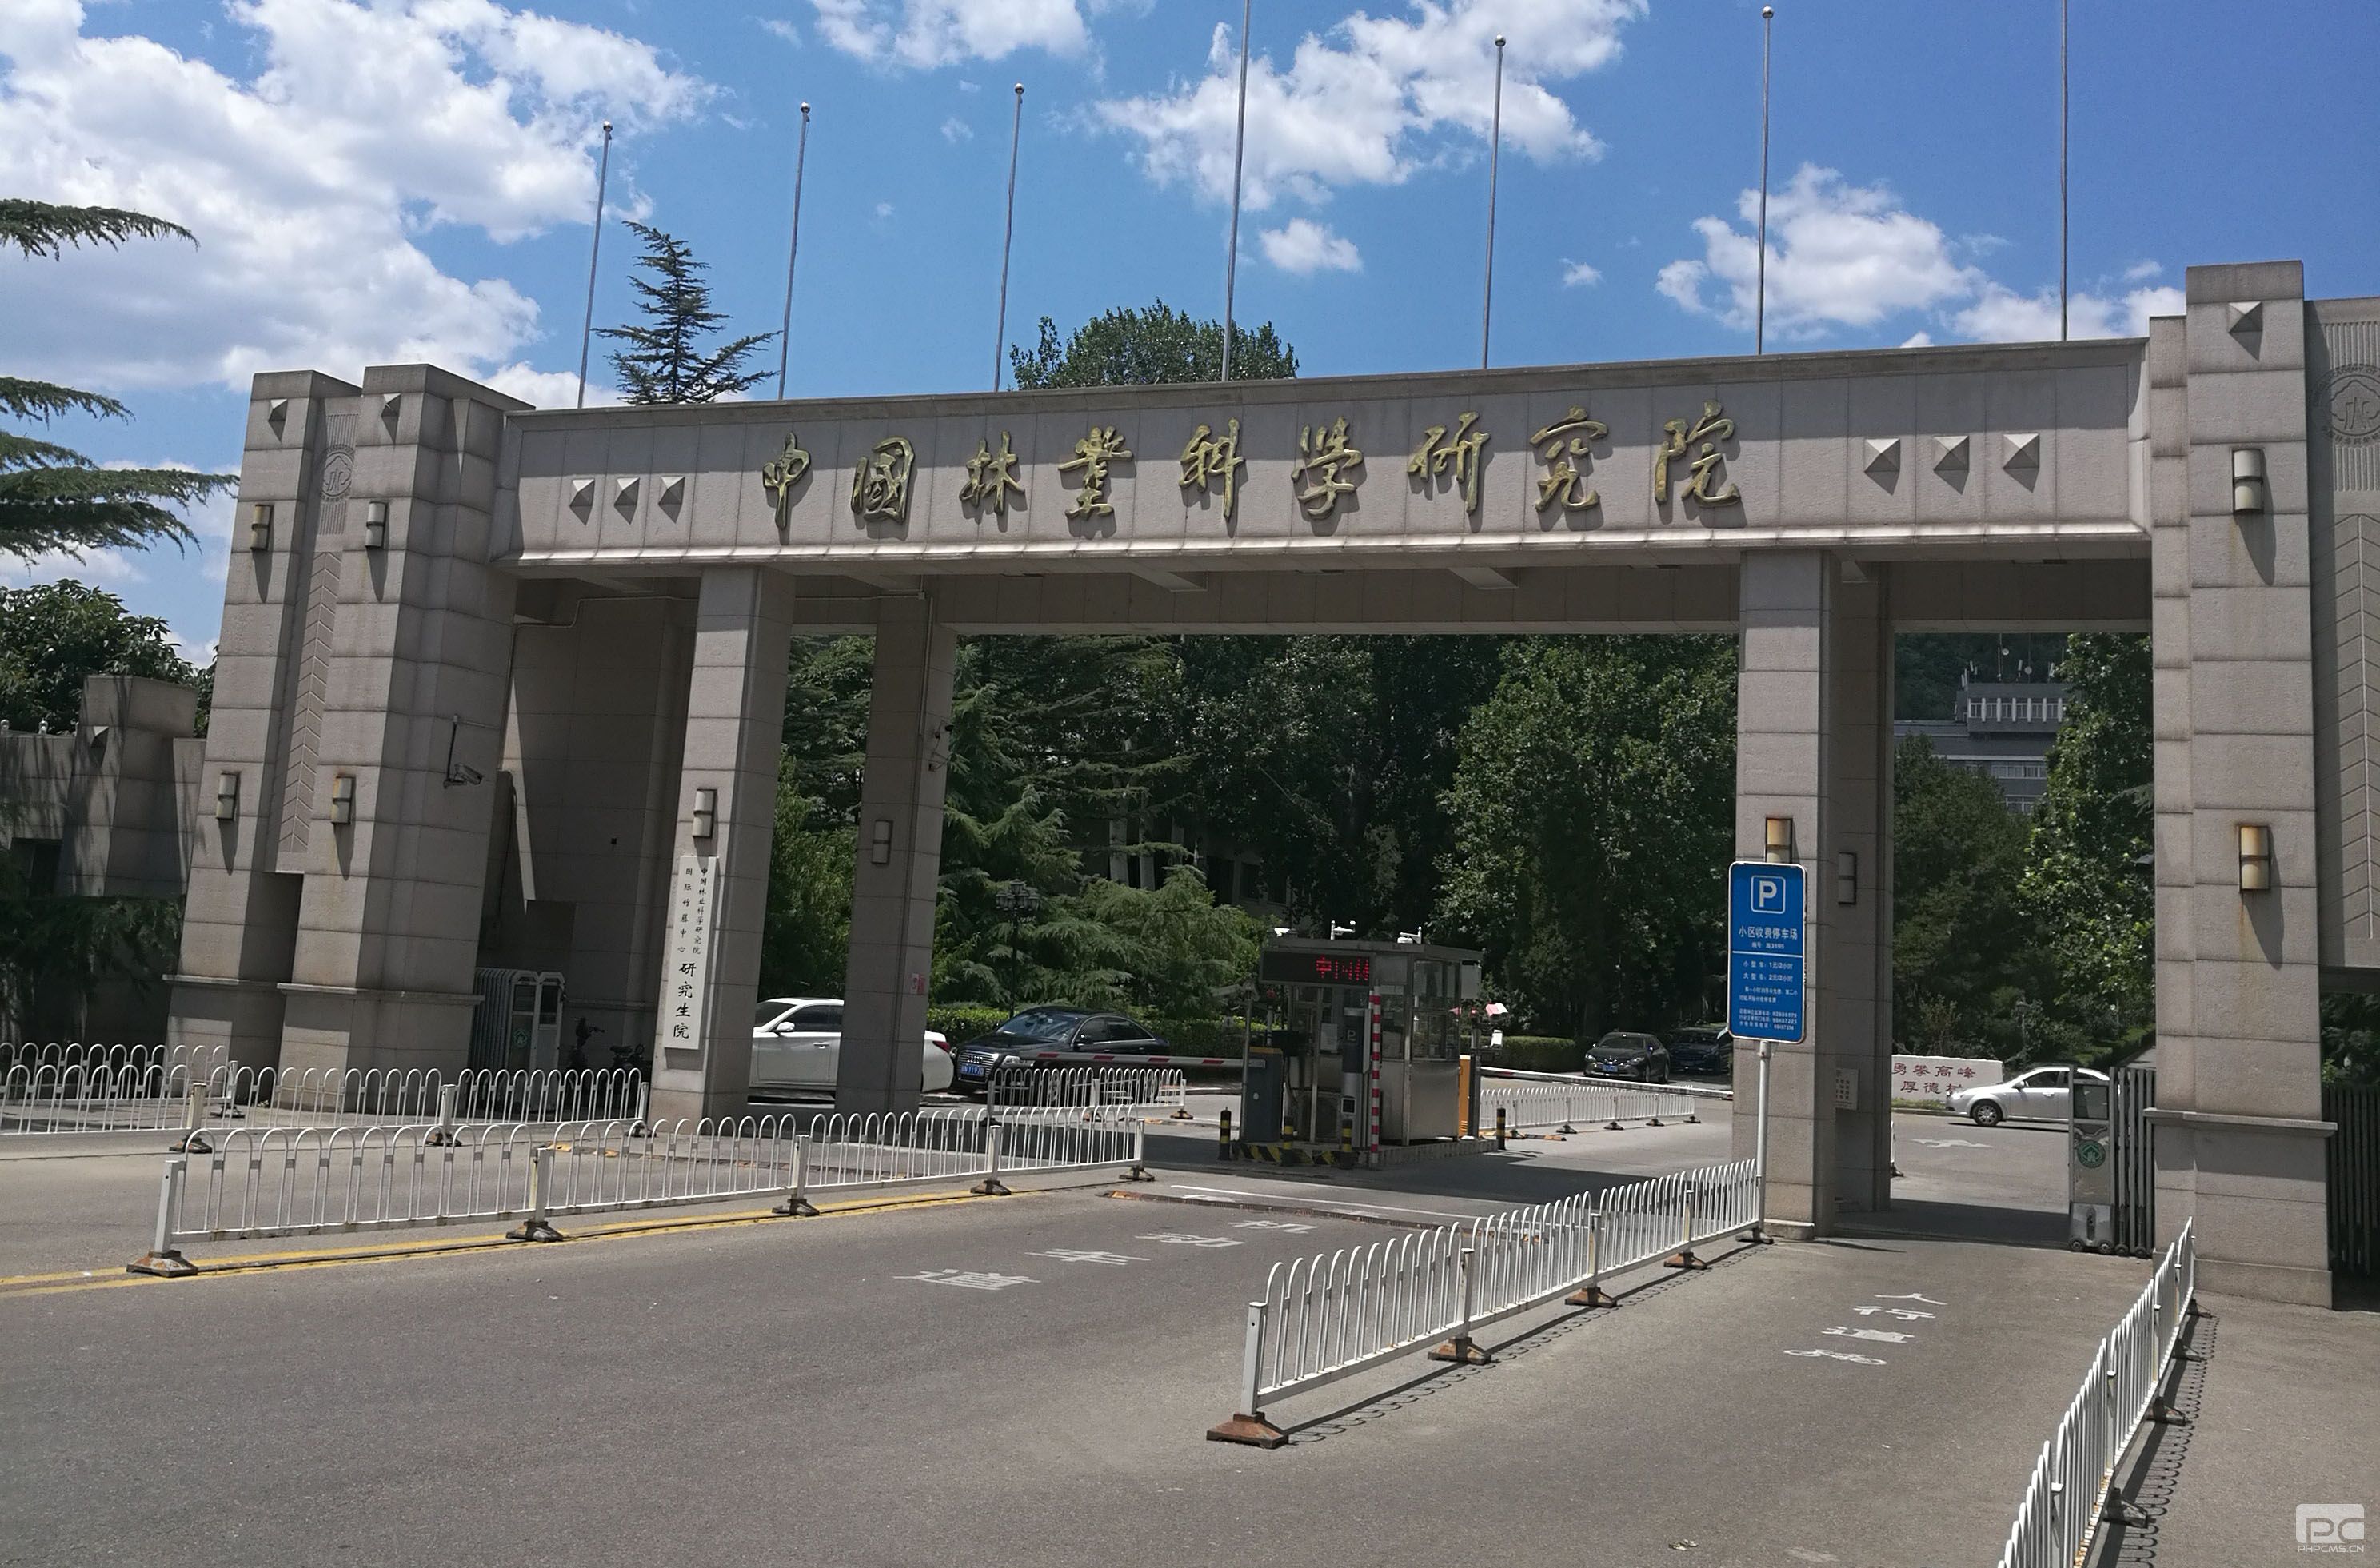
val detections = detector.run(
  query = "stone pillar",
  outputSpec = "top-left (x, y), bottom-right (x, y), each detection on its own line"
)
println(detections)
top-left (170, 371), bottom-right (358, 1070)
top-left (1732, 551), bottom-right (1891, 1234)
top-left (837, 596), bottom-right (957, 1117)
top-left (647, 568), bottom-right (797, 1124)
top-left (2149, 261), bottom-right (2332, 1305)
top-left (276, 366), bottom-right (527, 1078)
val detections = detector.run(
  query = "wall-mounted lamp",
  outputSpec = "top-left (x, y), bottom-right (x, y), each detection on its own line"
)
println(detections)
top-left (1836, 849), bottom-right (1859, 905)
top-left (869, 818), bottom-right (893, 866)
top-left (2237, 823), bottom-right (2273, 892)
top-left (363, 499), bottom-right (389, 550)
top-left (2232, 447), bottom-right (2266, 517)
top-left (691, 786), bottom-right (717, 840)
top-left (1764, 816), bottom-right (1795, 864)
top-left (328, 772), bottom-right (356, 826)
top-left (214, 770), bottom-right (239, 822)
top-left (249, 502), bottom-right (274, 552)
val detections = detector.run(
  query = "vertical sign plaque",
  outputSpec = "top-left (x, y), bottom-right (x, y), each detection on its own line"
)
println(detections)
top-left (661, 852), bottom-right (719, 1057)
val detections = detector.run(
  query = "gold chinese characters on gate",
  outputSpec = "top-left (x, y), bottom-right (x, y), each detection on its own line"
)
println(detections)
top-left (765, 399), bottom-right (1740, 529)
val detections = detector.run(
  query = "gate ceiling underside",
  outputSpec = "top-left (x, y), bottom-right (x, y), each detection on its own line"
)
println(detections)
top-left (496, 338), bottom-right (2150, 582)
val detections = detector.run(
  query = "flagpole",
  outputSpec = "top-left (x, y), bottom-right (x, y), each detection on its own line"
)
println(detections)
top-left (992, 83), bottom-right (1024, 393)
top-left (1222, 0), bottom-right (1253, 384)
top-left (1480, 34), bottom-right (1505, 371)
top-left (1755, 9), bottom-right (1772, 356)
top-left (776, 102), bottom-right (812, 400)
top-left (576, 119), bottom-right (613, 409)
top-left (2059, 0), bottom-right (2070, 342)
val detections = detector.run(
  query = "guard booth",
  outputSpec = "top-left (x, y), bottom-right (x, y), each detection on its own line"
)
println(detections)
top-left (1239, 939), bottom-right (1480, 1165)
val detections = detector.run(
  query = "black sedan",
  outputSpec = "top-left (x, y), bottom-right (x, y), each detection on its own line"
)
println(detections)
top-left (951, 1007), bottom-right (1168, 1094)
top-left (1585, 1031), bottom-right (1671, 1083)
top-left (1665, 1026), bottom-right (1734, 1077)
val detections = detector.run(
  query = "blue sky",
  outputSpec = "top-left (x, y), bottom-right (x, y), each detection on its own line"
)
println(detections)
top-left (4, 0), bottom-right (2375, 656)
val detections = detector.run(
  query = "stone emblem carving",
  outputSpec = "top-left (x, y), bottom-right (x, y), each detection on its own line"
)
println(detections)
top-left (2326, 364), bottom-right (2380, 445)
top-left (319, 444), bottom-right (354, 501)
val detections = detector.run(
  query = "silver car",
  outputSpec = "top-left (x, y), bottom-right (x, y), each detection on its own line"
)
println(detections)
top-left (1947, 1064), bottom-right (2109, 1127)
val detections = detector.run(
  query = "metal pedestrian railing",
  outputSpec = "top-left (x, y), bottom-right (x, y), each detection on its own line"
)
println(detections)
top-left (988, 1064), bottom-right (1189, 1119)
top-left (1208, 1156), bottom-right (1759, 1446)
top-left (1473, 1068), bottom-right (1723, 1135)
top-left (130, 1101), bottom-right (1147, 1272)
top-left (1991, 1222), bottom-right (2198, 1568)
top-left (3, 1044), bottom-right (644, 1143)
top-left (2, 1043), bottom-right (227, 1135)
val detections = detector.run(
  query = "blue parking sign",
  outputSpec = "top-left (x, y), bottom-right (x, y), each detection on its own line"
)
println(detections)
top-left (1727, 861), bottom-right (1806, 1043)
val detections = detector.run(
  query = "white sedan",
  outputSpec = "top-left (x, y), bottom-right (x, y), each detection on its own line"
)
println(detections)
top-left (751, 997), bottom-right (954, 1094)
top-left (1947, 1065), bottom-right (2109, 1127)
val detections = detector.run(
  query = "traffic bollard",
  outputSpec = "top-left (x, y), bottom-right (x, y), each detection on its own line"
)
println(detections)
top-left (1495, 1106), bottom-right (1507, 1151)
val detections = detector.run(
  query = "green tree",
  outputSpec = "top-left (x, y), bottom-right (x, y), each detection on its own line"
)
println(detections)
top-left (2, 200), bottom-right (234, 561)
top-left (1892, 735), bottom-right (2040, 1055)
top-left (757, 758), bottom-right (854, 998)
top-left (2020, 632), bottom-right (2154, 1063)
top-left (0, 580), bottom-right (198, 733)
top-left (1180, 634), bottom-right (1503, 933)
top-left (1436, 636), bottom-right (1738, 1039)
top-left (597, 222), bottom-right (775, 405)
top-left (1008, 301), bottom-right (1297, 389)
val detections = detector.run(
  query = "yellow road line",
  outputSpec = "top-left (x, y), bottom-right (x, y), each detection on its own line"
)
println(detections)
top-left (0, 1186), bottom-right (1023, 1299)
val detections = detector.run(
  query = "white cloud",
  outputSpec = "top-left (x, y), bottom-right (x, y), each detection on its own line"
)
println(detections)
top-left (940, 114), bottom-right (973, 141)
top-left (1560, 259), bottom-right (1601, 288)
top-left (810, 0), bottom-right (1091, 70)
top-left (760, 18), bottom-right (802, 46)
top-left (1657, 163), bottom-right (2186, 345)
top-left (482, 362), bottom-right (620, 409)
top-left (1259, 217), bottom-right (1360, 276)
top-left (1657, 166), bottom-right (1980, 336)
top-left (874, 201), bottom-right (896, 220)
top-left (1952, 281), bottom-right (2185, 343)
top-left (1901, 330), bottom-right (1935, 348)
top-left (1094, 0), bottom-right (1643, 215)
top-left (0, 0), bottom-right (709, 393)
top-left (2122, 259), bottom-right (2162, 282)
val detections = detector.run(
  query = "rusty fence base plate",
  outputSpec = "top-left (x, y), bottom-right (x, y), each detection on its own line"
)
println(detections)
top-left (1205, 1412), bottom-right (1288, 1449)
top-left (1565, 1283), bottom-right (1619, 1308)
top-left (126, 1249), bottom-right (198, 1279)
top-left (773, 1195), bottom-right (820, 1217)
top-left (970, 1177), bottom-right (1012, 1196)
top-left (1427, 1336), bottom-right (1495, 1366)
top-left (506, 1218), bottom-right (565, 1243)
top-left (1663, 1250), bottom-right (1708, 1270)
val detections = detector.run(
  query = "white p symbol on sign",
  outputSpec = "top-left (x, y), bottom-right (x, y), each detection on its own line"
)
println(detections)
top-left (1752, 876), bottom-right (1785, 912)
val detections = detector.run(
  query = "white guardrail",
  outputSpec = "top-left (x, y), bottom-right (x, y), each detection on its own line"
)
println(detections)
top-left (1993, 1222), bottom-right (2198, 1568)
top-left (130, 1103), bottom-right (1148, 1273)
top-left (988, 1065), bottom-right (1189, 1119)
top-left (1208, 1156), bottom-right (1760, 1446)
top-left (1473, 1067), bottom-right (1728, 1134)
top-left (3, 1043), bottom-right (645, 1142)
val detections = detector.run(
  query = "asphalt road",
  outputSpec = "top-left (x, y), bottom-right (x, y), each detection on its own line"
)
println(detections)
top-left (1, 1108), bottom-right (2164, 1568)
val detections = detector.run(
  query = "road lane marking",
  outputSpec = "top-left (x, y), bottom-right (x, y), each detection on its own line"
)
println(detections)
top-left (1027, 1248), bottom-right (1144, 1266)
top-left (902, 1269), bottom-right (1036, 1290)
top-left (1784, 1348), bottom-right (1886, 1365)
top-left (1823, 1326), bottom-right (1914, 1343)
top-left (0, 1187), bottom-right (1020, 1298)
top-left (1164, 1184), bottom-right (1476, 1223)
top-left (1136, 1232), bottom-right (1242, 1247)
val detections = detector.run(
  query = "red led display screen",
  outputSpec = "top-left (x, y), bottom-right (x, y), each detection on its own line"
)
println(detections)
top-left (1258, 949), bottom-right (1374, 986)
